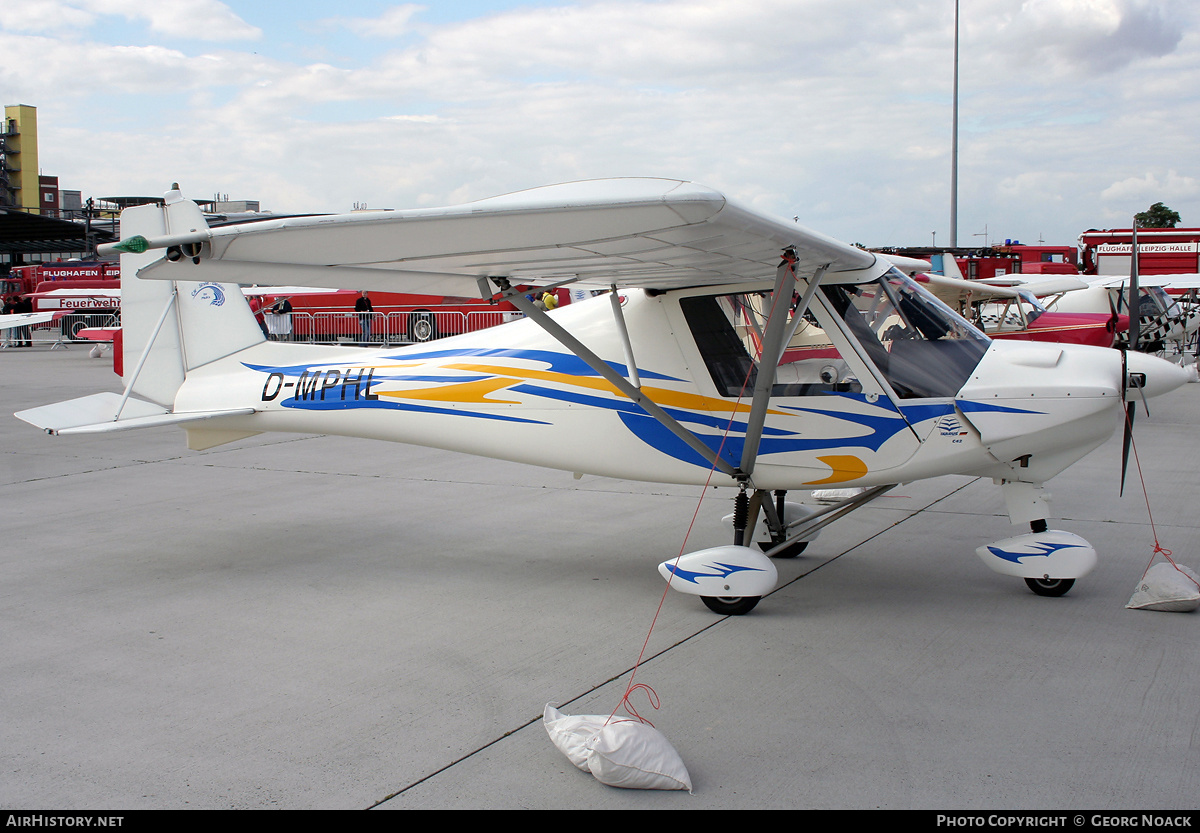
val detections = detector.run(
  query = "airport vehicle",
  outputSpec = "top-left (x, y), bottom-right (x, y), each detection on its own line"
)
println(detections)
top-left (15, 179), bottom-right (1190, 614)
top-left (1080, 227), bottom-right (1200, 276)
top-left (2, 263), bottom-right (121, 340)
top-left (247, 286), bottom-right (536, 344)
top-left (4, 261), bottom-right (120, 296)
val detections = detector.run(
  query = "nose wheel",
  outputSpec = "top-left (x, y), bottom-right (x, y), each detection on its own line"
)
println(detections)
top-left (1024, 577), bottom-right (1075, 597)
top-left (702, 596), bottom-right (761, 615)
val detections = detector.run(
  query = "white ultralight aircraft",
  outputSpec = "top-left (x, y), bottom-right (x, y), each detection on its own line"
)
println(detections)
top-left (15, 179), bottom-right (1190, 614)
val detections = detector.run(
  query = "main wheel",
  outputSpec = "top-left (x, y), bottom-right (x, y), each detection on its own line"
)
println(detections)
top-left (758, 539), bottom-right (808, 559)
top-left (701, 595), bottom-right (761, 615)
top-left (408, 311), bottom-right (437, 342)
top-left (1024, 577), bottom-right (1075, 597)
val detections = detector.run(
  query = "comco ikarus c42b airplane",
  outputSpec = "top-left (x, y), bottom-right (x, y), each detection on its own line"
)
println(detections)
top-left (16, 178), bottom-right (1189, 614)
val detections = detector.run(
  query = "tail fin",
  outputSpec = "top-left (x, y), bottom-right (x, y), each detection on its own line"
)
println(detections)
top-left (121, 187), bottom-right (264, 408)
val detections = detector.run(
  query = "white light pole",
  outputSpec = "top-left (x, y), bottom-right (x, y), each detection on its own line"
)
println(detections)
top-left (950, 0), bottom-right (959, 248)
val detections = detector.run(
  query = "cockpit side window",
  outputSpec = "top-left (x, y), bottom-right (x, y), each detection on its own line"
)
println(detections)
top-left (682, 269), bottom-right (989, 402)
top-left (680, 294), bottom-right (758, 397)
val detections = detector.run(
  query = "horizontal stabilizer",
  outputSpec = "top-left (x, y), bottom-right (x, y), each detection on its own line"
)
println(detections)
top-left (15, 392), bottom-right (253, 435)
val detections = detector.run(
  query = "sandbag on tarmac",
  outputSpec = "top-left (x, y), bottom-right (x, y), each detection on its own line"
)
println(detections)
top-left (544, 704), bottom-right (693, 791)
top-left (544, 704), bottom-right (604, 771)
top-left (1126, 563), bottom-right (1200, 612)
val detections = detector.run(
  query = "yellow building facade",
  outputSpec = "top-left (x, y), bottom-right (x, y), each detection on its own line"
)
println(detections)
top-left (3, 104), bottom-right (40, 212)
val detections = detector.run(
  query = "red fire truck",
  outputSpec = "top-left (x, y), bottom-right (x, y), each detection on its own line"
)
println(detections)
top-left (955, 244), bottom-right (1079, 280)
top-left (2, 261), bottom-right (121, 339)
top-left (1079, 228), bottom-right (1200, 276)
top-left (250, 286), bottom-right (570, 344)
top-left (2, 259), bottom-right (573, 345)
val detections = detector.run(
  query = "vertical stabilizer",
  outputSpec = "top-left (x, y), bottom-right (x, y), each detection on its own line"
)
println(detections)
top-left (119, 188), bottom-right (264, 408)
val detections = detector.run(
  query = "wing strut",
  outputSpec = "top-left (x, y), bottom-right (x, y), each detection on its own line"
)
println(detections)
top-left (609, 284), bottom-right (640, 389)
top-left (737, 254), bottom-right (828, 478)
top-left (491, 278), bottom-right (739, 478)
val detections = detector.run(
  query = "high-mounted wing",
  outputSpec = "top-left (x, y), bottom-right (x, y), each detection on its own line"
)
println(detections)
top-left (104, 178), bottom-right (882, 296)
top-left (1088, 273), bottom-right (1200, 290)
top-left (978, 276), bottom-right (1089, 296)
top-left (914, 272), bottom-right (1027, 307)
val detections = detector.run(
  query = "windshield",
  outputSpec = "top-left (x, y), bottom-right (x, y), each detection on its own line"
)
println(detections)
top-left (821, 269), bottom-right (990, 399)
top-left (1019, 290), bottom-right (1046, 324)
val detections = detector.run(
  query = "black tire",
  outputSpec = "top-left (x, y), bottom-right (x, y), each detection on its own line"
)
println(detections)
top-left (1024, 577), bottom-right (1075, 597)
top-left (66, 317), bottom-right (89, 341)
top-left (409, 311), bottom-right (437, 342)
top-left (758, 539), bottom-right (808, 559)
top-left (701, 595), bottom-right (761, 615)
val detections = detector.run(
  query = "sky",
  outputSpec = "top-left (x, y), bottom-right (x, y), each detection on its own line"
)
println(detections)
top-left (3, 0), bottom-right (1198, 249)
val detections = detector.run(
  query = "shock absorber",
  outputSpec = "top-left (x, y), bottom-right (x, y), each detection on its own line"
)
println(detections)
top-left (733, 487), bottom-right (749, 546)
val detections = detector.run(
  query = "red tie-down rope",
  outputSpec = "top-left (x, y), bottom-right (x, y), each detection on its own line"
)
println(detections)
top-left (606, 255), bottom-right (799, 727)
top-left (1123, 407), bottom-right (1200, 592)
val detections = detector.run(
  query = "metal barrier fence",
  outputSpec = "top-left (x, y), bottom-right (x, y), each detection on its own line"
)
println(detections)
top-left (2, 312), bottom-right (119, 349)
top-left (3, 308), bottom-right (521, 349)
top-left (264, 309), bottom-right (522, 345)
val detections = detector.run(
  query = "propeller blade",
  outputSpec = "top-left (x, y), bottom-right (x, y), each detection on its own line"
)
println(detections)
top-left (1107, 291), bottom-right (1120, 340)
top-left (1120, 401), bottom-right (1136, 497)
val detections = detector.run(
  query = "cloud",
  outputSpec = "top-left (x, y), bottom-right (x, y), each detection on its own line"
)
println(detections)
top-left (326, 4), bottom-right (426, 39)
top-left (987, 0), bottom-right (1185, 76)
top-left (76, 0), bottom-right (262, 41)
top-left (9, 0), bottom-right (1200, 247)
top-left (0, 0), bottom-right (95, 34)
top-left (1101, 170), bottom-right (1200, 204)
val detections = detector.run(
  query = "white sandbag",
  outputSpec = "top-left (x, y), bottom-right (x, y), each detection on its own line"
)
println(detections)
top-left (544, 704), bottom-right (693, 791)
top-left (586, 719), bottom-right (693, 792)
top-left (543, 704), bottom-right (604, 772)
top-left (1126, 563), bottom-right (1200, 612)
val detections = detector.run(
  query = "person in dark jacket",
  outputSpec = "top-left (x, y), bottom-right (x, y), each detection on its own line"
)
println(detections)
top-left (354, 291), bottom-right (373, 345)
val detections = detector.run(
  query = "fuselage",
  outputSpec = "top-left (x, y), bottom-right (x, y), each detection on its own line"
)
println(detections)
top-left (173, 277), bottom-right (1179, 492)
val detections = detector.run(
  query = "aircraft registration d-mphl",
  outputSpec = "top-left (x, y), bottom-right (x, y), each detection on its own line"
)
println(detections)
top-left (15, 179), bottom-right (1190, 614)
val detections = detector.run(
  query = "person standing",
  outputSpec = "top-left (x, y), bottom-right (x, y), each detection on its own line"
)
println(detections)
top-left (16, 294), bottom-right (33, 347)
top-left (355, 291), bottom-right (373, 345)
top-left (2, 296), bottom-right (15, 347)
top-left (266, 298), bottom-right (293, 341)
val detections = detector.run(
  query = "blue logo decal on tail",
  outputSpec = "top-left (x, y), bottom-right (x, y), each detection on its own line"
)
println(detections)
top-left (190, 283), bottom-right (226, 306)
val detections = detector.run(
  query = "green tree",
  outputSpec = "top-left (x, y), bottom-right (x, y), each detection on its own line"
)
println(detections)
top-left (1134, 202), bottom-right (1181, 228)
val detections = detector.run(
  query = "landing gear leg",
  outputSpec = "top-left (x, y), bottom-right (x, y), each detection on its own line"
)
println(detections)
top-left (757, 489), bottom-right (809, 558)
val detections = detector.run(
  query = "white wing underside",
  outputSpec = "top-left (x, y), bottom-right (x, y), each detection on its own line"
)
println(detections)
top-left (138, 178), bottom-right (882, 295)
